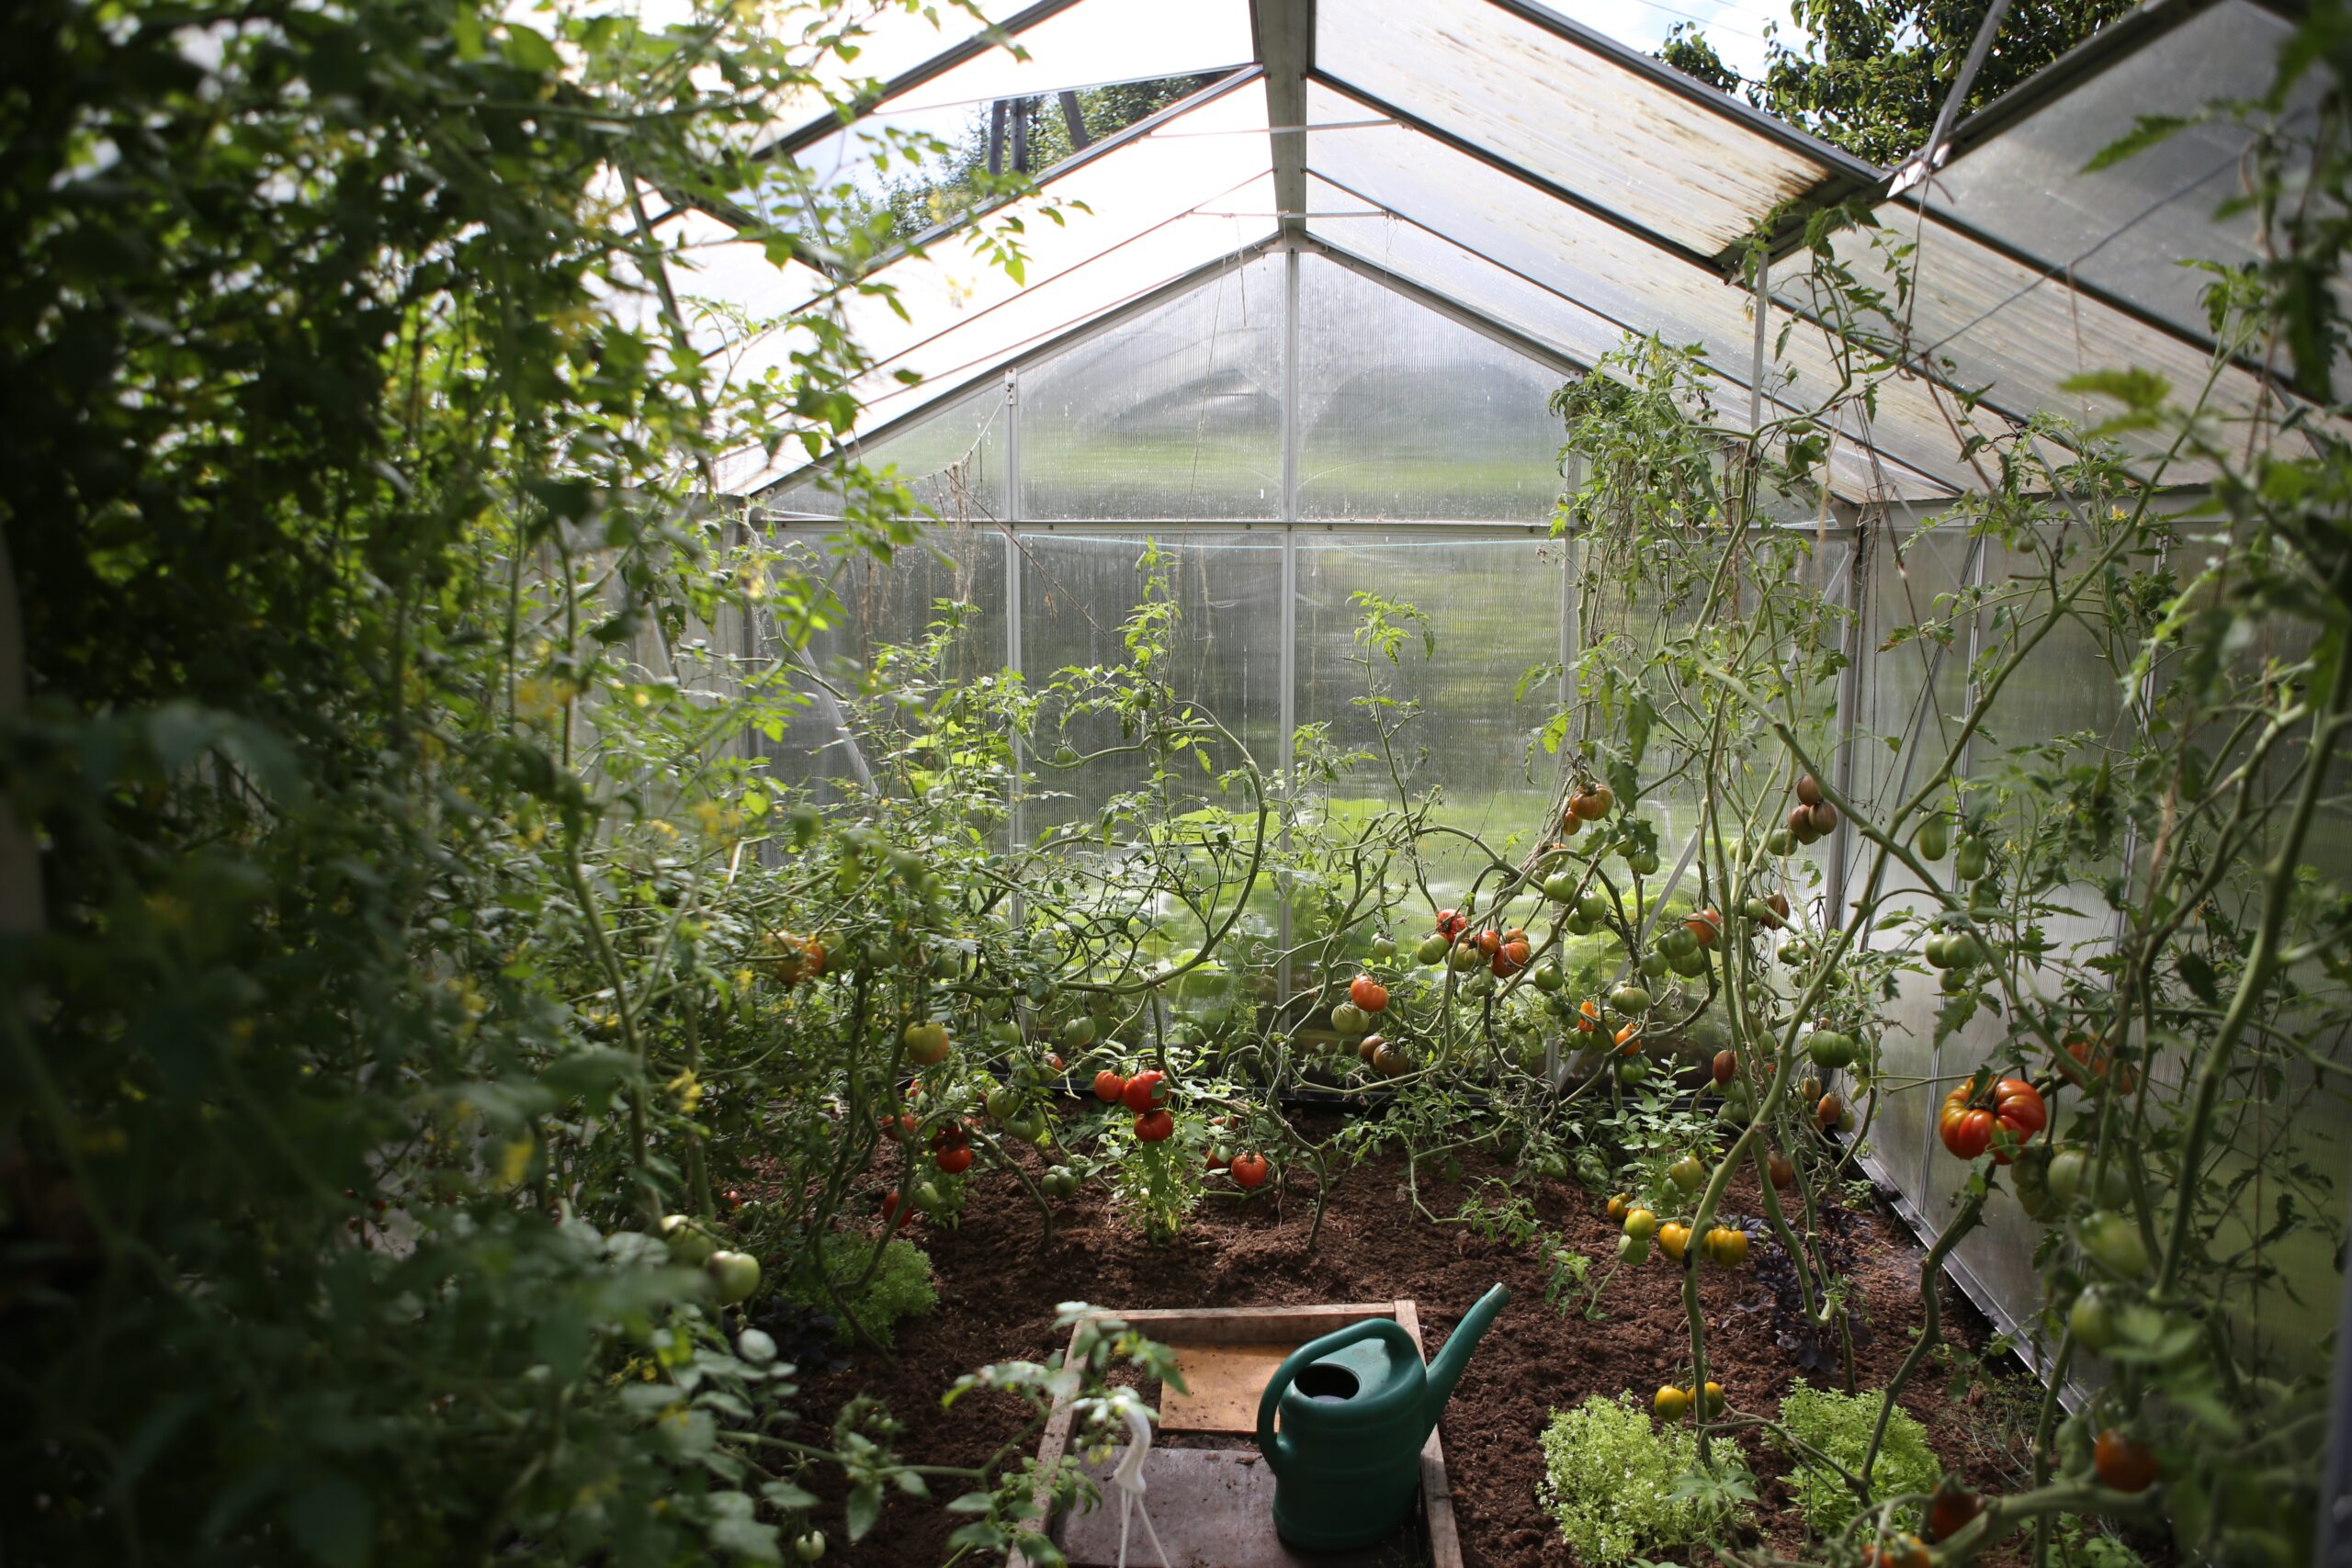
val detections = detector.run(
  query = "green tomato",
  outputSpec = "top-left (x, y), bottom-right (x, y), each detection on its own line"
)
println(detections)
top-left (1669, 947), bottom-right (1710, 978)
top-left (1532, 963), bottom-right (1564, 993)
top-left (661, 1213), bottom-right (717, 1266)
top-left (1534, 1151), bottom-right (1569, 1180)
top-left (1639, 951), bottom-right (1670, 979)
top-left (1009, 1111), bottom-right (1048, 1144)
top-left (1331, 1002), bottom-right (1367, 1035)
top-left (2068, 1286), bottom-right (2120, 1350)
top-left (1805, 1031), bottom-right (1854, 1069)
top-left (1060, 1016), bottom-right (1096, 1049)
top-left (1610, 984), bottom-right (1652, 1016)
top-left (1917, 818), bottom-right (1950, 862)
top-left (1661, 926), bottom-right (1698, 960)
top-left (1417, 933), bottom-right (1450, 964)
top-left (1544, 873), bottom-right (1578, 902)
top-left (1954, 836), bottom-right (1990, 881)
top-left (1372, 934), bottom-right (1396, 960)
top-left (1618, 1232), bottom-right (1651, 1265)
top-left (1617, 1058), bottom-right (1648, 1086)
top-left (794, 1530), bottom-right (827, 1562)
top-left (2047, 1147), bottom-right (2089, 1207)
top-left (2080, 1211), bottom-right (2152, 1280)
top-left (1765, 829), bottom-right (1795, 856)
top-left (1668, 1155), bottom-right (1706, 1192)
top-left (1630, 850), bottom-right (1661, 876)
top-left (1448, 942), bottom-right (1482, 972)
top-left (1577, 892), bottom-right (1609, 923)
top-left (707, 1250), bottom-right (762, 1306)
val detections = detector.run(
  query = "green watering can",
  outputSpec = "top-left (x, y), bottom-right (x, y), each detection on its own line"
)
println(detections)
top-left (1254, 1284), bottom-right (1510, 1551)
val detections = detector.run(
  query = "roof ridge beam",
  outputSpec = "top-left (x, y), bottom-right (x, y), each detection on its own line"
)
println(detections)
top-left (1250, 0), bottom-right (1314, 242)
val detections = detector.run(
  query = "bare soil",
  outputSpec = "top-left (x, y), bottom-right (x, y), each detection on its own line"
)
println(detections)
top-left (783, 1109), bottom-right (2042, 1567)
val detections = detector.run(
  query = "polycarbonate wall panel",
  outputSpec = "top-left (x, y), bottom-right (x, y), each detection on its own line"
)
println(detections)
top-left (1018, 532), bottom-right (1285, 838)
top-left (1019, 255), bottom-right (1285, 519)
top-left (1313, 0), bottom-right (1839, 255)
top-left (768, 384), bottom-right (1009, 523)
top-left (1295, 533), bottom-right (1566, 897)
top-left (1295, 256), bottom-right (1566, 521)
top-left (759, 524), bottom-right (1010, 807)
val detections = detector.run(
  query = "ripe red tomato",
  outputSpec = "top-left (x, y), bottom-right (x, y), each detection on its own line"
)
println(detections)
top-left (1989, 1077), bottom-right (2047, 1162)
top-left (1712, 1050), bottom-right (1736, 1085)
top-left (2059, 1033), bottom-right (2138, 1094)
top-left (2094, 1429), bottom-right (2158, 1493)
top-left (1122, 1069), bottom-right (1167, 1114)
top-left (934, 1145), bottom-right (973, 1175)
top-left (1686, 910), bottom-right (1722, 949)
top-left (1093, 1070), bottom-right (1126, 1103)
top-left (1475, 929), bottom-right (1502, 957)
top-left (1434, 908), bottom-right (1466, 940)
top-left (1927, 1482), bottom-right (1982, 1543)
top-left (1939, 1089), bottom-right (1995, 1159)
top-left (1573, 785), bottom-right (1614, 819)
top-left (1491, 939), bottom-right (1532, 977)
top-left (1349, 975), bottom-right (1389, 1013)
top-left (1230, 1152), bottom-right (1270, 1189)
top-left (1134, 1109), bottom-right (1175, 1144)
top-left (1861, 1536), bottom-right (1929, 1568)
top-left (880, 1191), bottom-right (912, 1230)
top-left (932, 1124), bottom-right (968, 1154)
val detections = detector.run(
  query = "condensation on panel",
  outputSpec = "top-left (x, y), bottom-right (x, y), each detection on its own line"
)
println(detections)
top-left (754, 525), bottom-right (1010, 807)
top-left (1019, 255), bottom-right (1284, 519)
top-left (1294, 532), bottom-right (1568, 901)
top-left (1295, 256), bottom-right (1567, 522)
top-left (1017, 531), bottom-right (1285, 841)
top-left (768, 384), bottom-right (1010, 523)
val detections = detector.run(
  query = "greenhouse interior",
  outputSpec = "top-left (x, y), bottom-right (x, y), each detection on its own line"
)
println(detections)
top-left (9, 0), bottom-right (2352, 1564)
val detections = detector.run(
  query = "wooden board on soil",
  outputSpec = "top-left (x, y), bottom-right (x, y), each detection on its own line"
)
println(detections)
top-left (1009, 1301), bottom-right (1462, 1568)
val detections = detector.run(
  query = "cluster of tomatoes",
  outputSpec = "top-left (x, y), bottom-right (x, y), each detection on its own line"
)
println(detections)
top-left (1938, 1075), bottom-right (2047, 1163)
top-left (1556, 782), bottom-right (1616, 835)
top-left (1609, 1179), bottom-right (1751, 1270)
top-left (1091, 1067), bottom-right (1273, 1189)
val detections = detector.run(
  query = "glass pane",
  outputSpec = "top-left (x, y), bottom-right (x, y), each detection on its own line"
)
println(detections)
top-left (1313, 0), bottom-right (1839, 256)
top-left (1295, 532), bottom-right (1566, 902)
top-left (768, 383), bottom-right (1009, 523)
top-left (1019, 255), bottom-right (1284, 519)
top-left (1295, 256), bottom-right (1567, 522)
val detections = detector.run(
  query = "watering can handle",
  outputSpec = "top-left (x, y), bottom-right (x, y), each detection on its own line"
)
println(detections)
top-left (1254, 1317), bottom-right (1419, 1476)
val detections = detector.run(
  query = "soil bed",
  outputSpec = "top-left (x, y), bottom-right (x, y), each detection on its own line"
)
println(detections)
top-left (786, 1108), bottom-right (2039, 1567)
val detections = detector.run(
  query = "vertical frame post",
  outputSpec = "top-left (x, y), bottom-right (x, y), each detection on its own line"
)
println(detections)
top-left (1005, 370), bottom-right (1026, 859)
top-left (1277, 248), bottom-right (1301, 1000)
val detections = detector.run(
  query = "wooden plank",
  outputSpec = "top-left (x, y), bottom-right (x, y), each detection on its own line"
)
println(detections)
top-left (1159, 1341), bottom-right (1295, 1433)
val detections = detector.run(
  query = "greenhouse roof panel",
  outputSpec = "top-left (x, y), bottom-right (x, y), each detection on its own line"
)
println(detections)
top-left (1311, 0), bottom-right (1867, 259)
top-left (784, 0), bottom-right (1257, 197)
top-left (721, 79), bottom-right (1278, 492)
top-left (1304, 185), bottom-right (1957, 502)
top-left (1917, 0), bottom-right (2301, 344)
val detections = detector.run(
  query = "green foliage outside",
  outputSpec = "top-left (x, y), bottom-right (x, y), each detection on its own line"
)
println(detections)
top-left (1659, 0), bottom-right (2134, 166)
top-left (1776, 1385), bottom-right (1942, 1533)
top-left (875, 75), bottom-right (1218, 241)
top-left (784, 1235), bottom-right (939, 1346)
top-left (1535, 1395), bottom-right (1751, 1564)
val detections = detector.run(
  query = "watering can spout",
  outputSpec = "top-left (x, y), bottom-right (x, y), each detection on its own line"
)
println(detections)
top-left (1419, 1283), bottom-right (1510, 1438)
